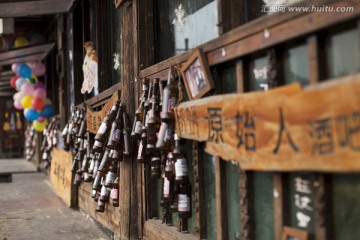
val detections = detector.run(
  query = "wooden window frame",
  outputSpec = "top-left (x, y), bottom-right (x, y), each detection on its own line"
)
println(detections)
top-left (138, 1), bottom-right (360, 240)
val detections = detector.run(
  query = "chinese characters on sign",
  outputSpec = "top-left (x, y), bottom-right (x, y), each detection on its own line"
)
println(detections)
top-left (294, 176), bottom-right (313, 228)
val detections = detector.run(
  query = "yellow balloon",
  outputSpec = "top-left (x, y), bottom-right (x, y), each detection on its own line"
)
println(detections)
top-left (14, 37), bottom-right (28, 48)
top-left (33, 119), bottom-right (47, 132)
top-left (31, 74), bottom-right (38, 82)
top-left (21, 96), bottom-right (33, 109)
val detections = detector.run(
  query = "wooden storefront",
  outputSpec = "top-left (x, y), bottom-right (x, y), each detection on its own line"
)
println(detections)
top-left (36, 0), bottom-right (360, 239)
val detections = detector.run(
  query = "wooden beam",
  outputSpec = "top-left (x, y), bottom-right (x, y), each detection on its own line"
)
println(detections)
top-left (139, 0), bottom-right (359, 80)
top-left (215, 157), bottom-right (224, 240)
top-left (308, 35), bottom-right (320, 85)
top-left (0, 0), bottom-right (76, 17)
top-left (236, 60), bottom-right (244, 93)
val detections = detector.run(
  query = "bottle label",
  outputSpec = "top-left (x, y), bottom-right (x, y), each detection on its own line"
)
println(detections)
top-left (98, 122), bottom-right (107, 134)
top-left (100, 185), bottom-right (110, 195)
top-left (175, 158), bottom-right (188, 177)
top-left (135, 121), bottom-right (142, 133)
top-left (113, 129), bottom-right (122, 141)
top-left (137, 142), bottom-right (143, 158)
top-left (111, 105), bottom-right (117, 112)
top-left (110, 189), bottom-right (119, 199)
top-left (105, 172), bottom-right (116, 185)
top-left (178, 194), bottom-right (190, 212)
top-left (168, 97), bottom-right (176, 113)
top-left (163, 177), bottom-right (170, 195)
top-left (94, 141), bottom-right (103, 148)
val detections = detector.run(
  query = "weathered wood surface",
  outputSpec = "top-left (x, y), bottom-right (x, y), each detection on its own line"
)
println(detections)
top-left (143, 220), bottom-right (197, 240)
top-left (86, 91), bottom-right (119, 134)
top-left (49, 148), bottom-right (75, 207)
top-left (78, 182), bottom-right (120, 233)
top-left (139, 0), bottom-right (359, 80)
top-left (175, 73), bottom-right (360, 172)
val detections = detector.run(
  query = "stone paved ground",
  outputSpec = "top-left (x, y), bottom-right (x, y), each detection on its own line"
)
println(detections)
top-left (0, 160), bottom-right (110, 240)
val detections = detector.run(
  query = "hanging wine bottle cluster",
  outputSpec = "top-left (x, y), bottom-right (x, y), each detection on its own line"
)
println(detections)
top-left (134, 67), bottom-right (192, 232)
top-left (40, 117), bottom-right (59, 169)
top-left (25, 125), bottom-right (37, 161)
top-left (61, 99), bottom-right (131, 212)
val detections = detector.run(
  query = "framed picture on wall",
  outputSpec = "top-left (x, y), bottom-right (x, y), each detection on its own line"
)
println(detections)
top-left (180, 48), bottom-right (214, 100)
top-left (281, 226), bottom-right (309, 240)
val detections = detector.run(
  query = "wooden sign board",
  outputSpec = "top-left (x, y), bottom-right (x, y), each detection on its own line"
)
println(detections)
top-left (50, 148), bottom-right (76, 207)
top-left (175, 74), bottom-right (360, 172)
top-left (86, 91), bottom-right (119, 134)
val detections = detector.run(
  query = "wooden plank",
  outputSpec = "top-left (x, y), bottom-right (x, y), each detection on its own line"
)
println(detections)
top-left (84, 82), bottom-right (122, 107)
top-left (314, 174), bottom-right (328, 240)
top-left (308, 35), bottom-right (320, 85)
top-left (215, 157), bottom-right (224, 240)
top-left (0, 0), bottom-right (76, 17)
top-left (139, 0), bottom-right (359, 80)
top-left (207, 0), bottom-right (359, 66)
top-left (143, 220), bottom-right (197, 240)
top-left (236, 60), bottom-right (244, 93)
top-left (175, 73), bottom-right (360, 172)
top-left (78, 182), bottom-right (120, 233)
top-left (49, 148), bottom-right (75, 207)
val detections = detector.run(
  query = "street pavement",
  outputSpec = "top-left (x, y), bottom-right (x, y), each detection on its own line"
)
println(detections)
top-left (0, 159), bottom-right (110, 240)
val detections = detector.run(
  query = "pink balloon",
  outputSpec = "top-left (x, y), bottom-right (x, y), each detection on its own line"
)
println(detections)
top-left (33, 88), bottom-right (46, 99)
top-left (14, 101), bottom-right (23, 110)
top-left (11, 63), bottom-right (20, 73)
top-left (38, 116), bottom-right (45, 122)
top-left (21, 82), bottom-right (34, 96)
top-left (31, 63), bottom-right (46, 76)
top-left (31, 97), bottom-right (45, 111)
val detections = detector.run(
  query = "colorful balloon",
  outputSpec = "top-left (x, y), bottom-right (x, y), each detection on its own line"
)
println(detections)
top-left (31, 62), bottom-right (46, 77)
top-left (15, 77), bottom-right (27, 91)
top-left (13, 101), bottom-right (23, 110)
top-left (33, 88), bottom-right (46, 99)
top-left (21, 95), bottom-right (33, 109)
top-left (17, 64), bottom-right (32, 78)
top-left (27, 74), bottom-right (38, 84)
top-left (34, 82), bottom-right (45, 90)
top-left (33, 119), bottom-right (47, 132)
top-left (24, 108), bottom-right (39, 122)
top-left (14, 37), bottom-right (28, 48)
top-left (10, 75), bottom-right (19, 89)
top-left (40, 105), bottom-right (54, 118)
top-left (13, 91), bottom-right (25, 102)
top-left (11, 63), bottom-right (20, 73)
top-left (21, 82), bottom-right (34, 96)
top-left (31, 97), bottom-right (44, 111)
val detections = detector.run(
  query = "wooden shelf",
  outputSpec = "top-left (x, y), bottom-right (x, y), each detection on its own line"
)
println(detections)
top-left (0, 42), bottom-right (55, 66)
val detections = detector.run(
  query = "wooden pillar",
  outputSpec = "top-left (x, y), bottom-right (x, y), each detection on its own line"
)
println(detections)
top-left (119, 0), bottom-right (139, 239)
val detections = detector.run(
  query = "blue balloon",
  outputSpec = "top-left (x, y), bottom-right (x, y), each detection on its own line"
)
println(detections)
top-left (40, 105), bottom-right (54, 118)
top-left (24, 108), bottom-right (40, 122)
top-left (17, 64), bottom-right (32, 78)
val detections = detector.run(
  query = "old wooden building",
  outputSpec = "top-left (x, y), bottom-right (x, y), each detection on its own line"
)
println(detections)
top-left (1, 0), bottom-right (360, 239)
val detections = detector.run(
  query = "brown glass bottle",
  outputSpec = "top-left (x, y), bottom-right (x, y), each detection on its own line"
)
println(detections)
top-left (99, 177), bottom-right (111, 203)
top-left (135, 78), bottom-right (149, 121)
top-left (156, 122), bottom-right (169, 151)
top-left (165, 152), bottom-right (175, 180)
top-left (136, 140), bottom-right (148, 163)
top-left (105, 159), bottom-right (118, 188)
top-left (122, 112), bottom-right (132, 158)
top-left (174, 134), bottom-right (189, 184)
top-left (93, 100), bottom-right (120, 152)
top-left (76, 106), bottom-right (87, 138)
top-left (178, 182), bottom-right (192, 219)
top-left (150, 152), bottom-right (161, 178)
top-left (162, 67), bottom-right (178, 123)
top-left (107, 104), bottom-right (123, 149)
top-left (148, 78), bottom-right (161, 129)
top-left (111, 177), bottom-right (119, 207)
